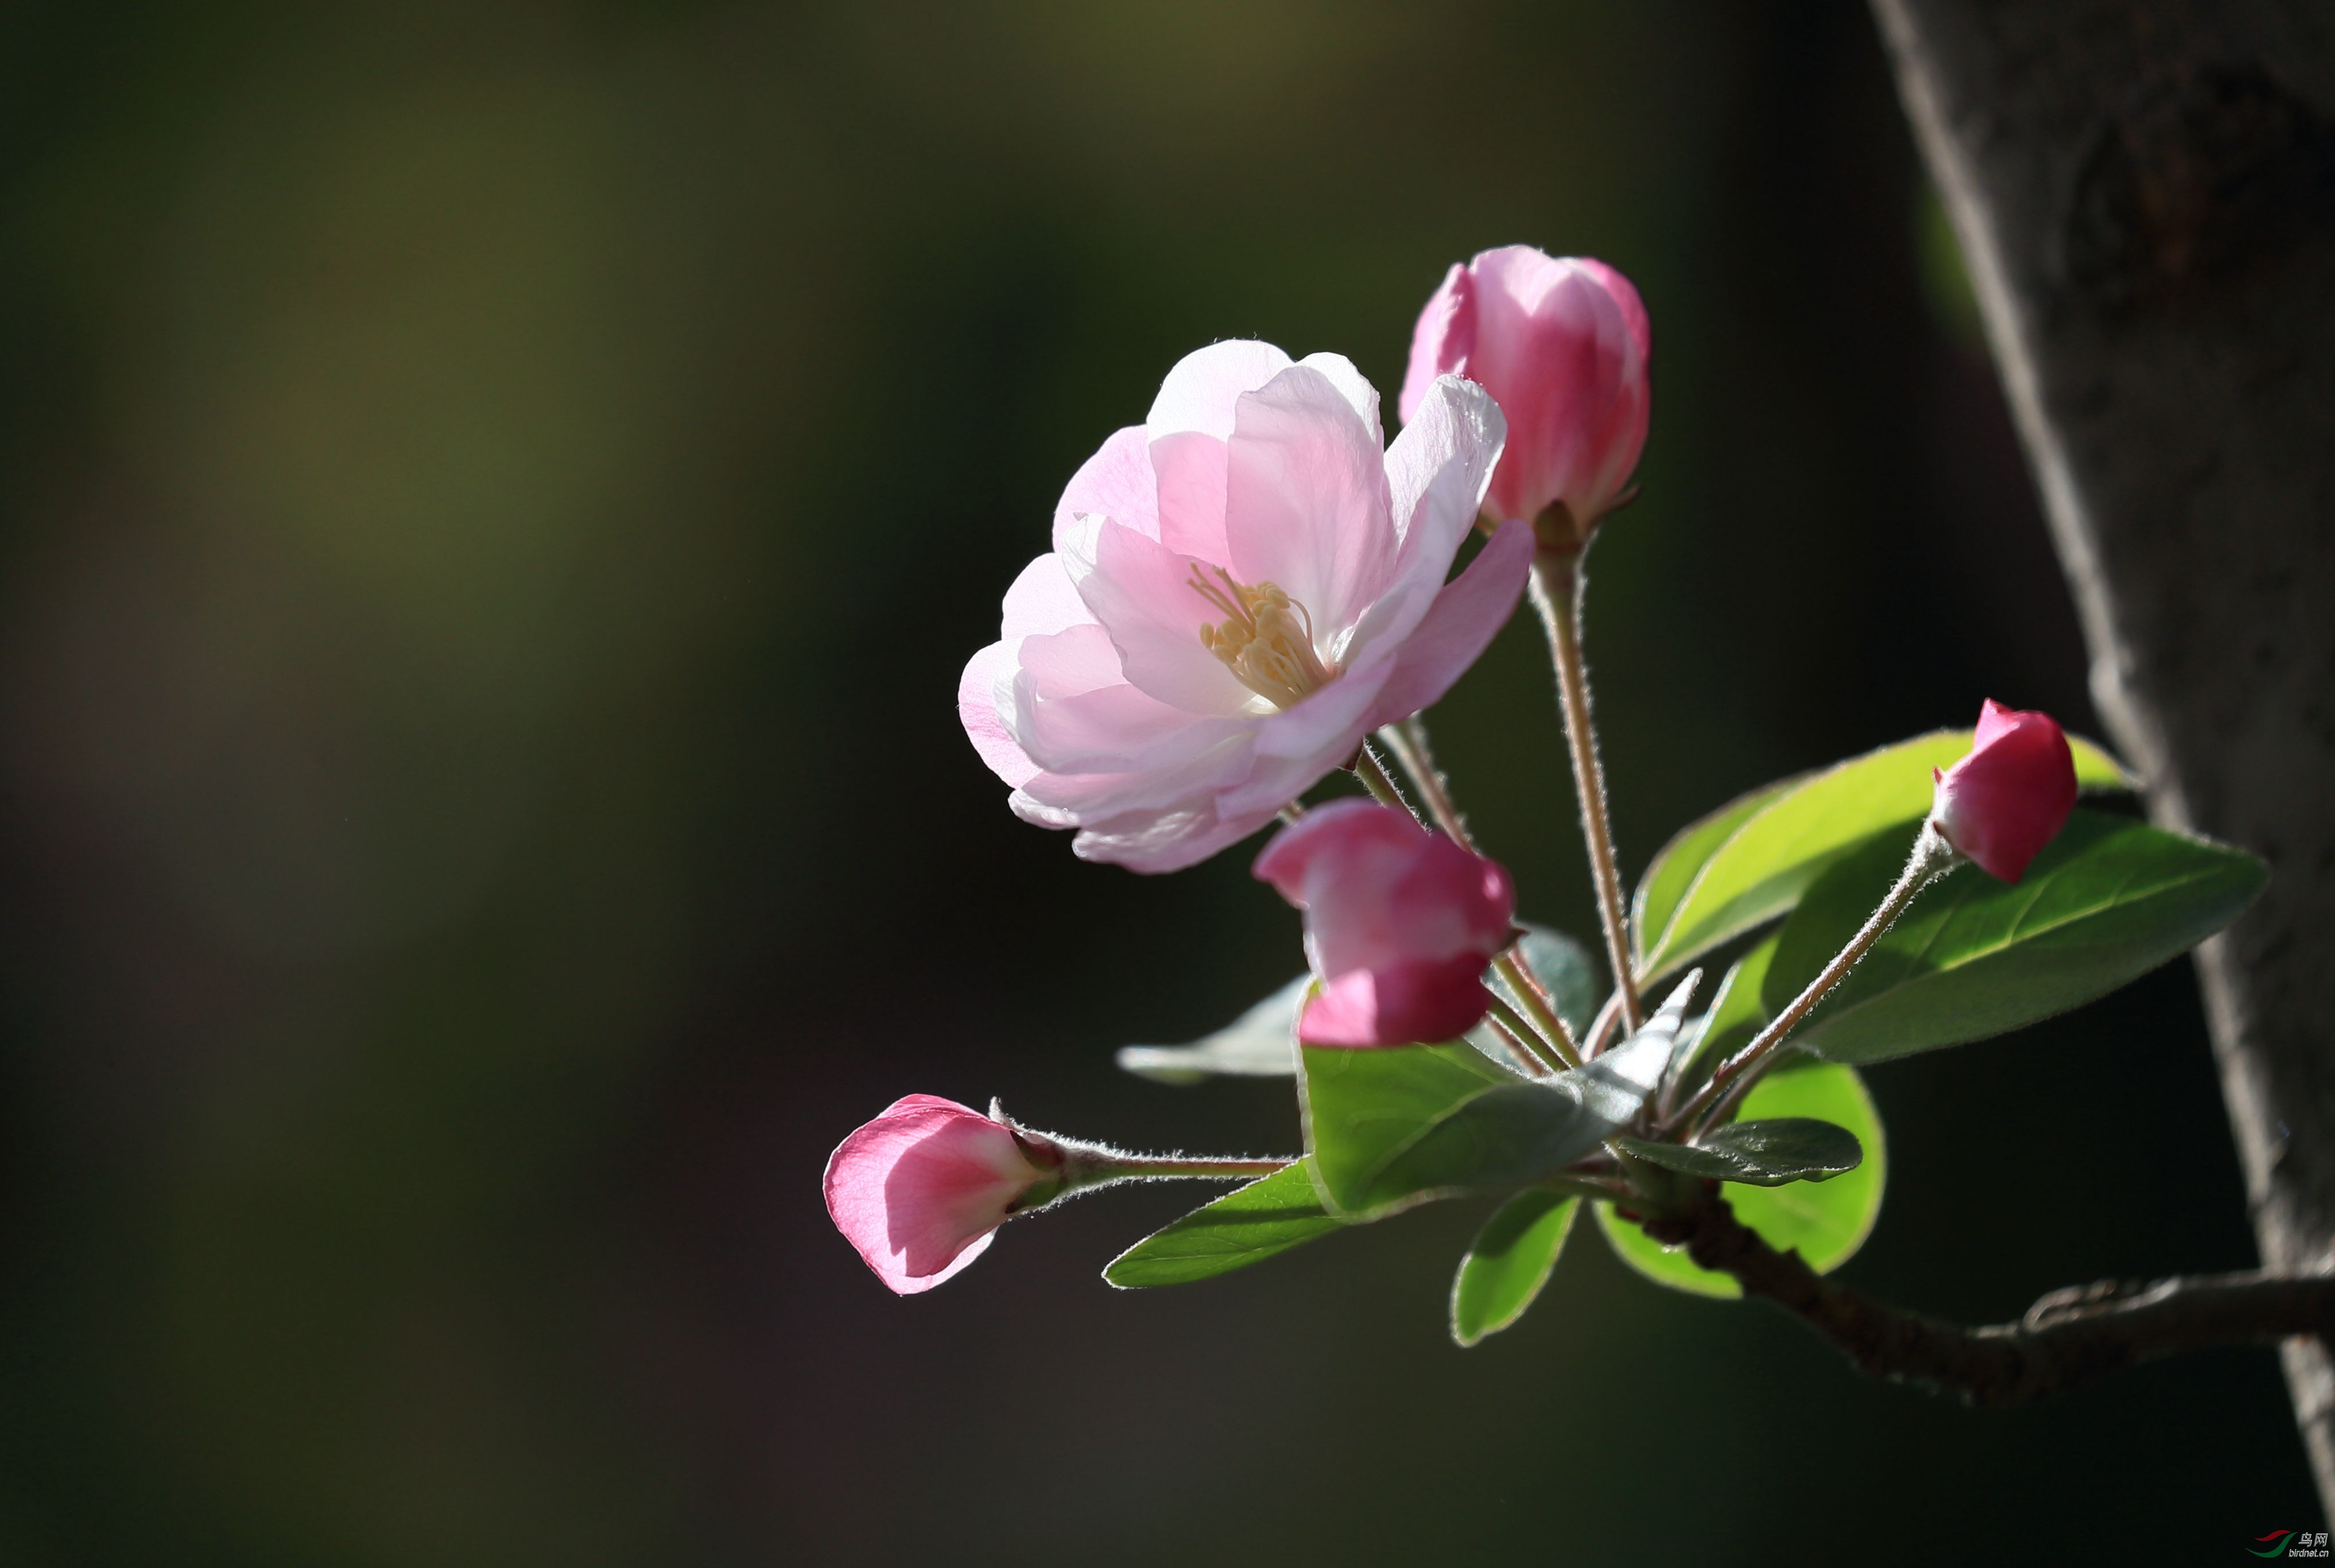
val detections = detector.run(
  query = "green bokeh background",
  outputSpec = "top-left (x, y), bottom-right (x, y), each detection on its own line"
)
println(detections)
top-left (0, 2), bottom-right (2310, 1563)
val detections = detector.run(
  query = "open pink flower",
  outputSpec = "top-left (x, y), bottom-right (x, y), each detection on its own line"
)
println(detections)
top-left (824, 1095), bottom-right (1061, 1295)
top-left (1930, 700), bottom-right (2078, 883)
top-left (1254, 799), bottom-right (1516, 1047)
top-left (960, 341), bottom-right (1530, 873)
top-left (1401, 247), bottom-right (1650, 531)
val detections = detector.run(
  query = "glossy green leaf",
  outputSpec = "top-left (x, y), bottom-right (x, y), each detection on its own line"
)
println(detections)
top-left (1300, 990), bottom-right (1685, 1220)
top-left (1614, 1118), bottom-right (1861, 1186)
top-left (1597, 1062), bottom-right (1886, 1299)
top-left (1634, 729), bottom-right (2129, 981)
top-left (1768, 810), bottom-right (2268, 1066)
top-left (1103, 1162), bottom-right (1344, 1287)
top-left (1450, 1192), bottom-right (1579, 1347)
top-left (1117, 975), bottom-right (1306, 1083)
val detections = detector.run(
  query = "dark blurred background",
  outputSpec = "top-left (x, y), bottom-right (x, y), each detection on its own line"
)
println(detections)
top-left (0, 1), bottom-right (2310, 1563)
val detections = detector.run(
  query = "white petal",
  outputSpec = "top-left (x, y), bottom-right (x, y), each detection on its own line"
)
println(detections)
top-left (1146, 340), bottom-right (1294, 440)
top-left (1295, 351), bottom-right (1384, 445)
top-left (1000, 552), bottom-right (1096, 639)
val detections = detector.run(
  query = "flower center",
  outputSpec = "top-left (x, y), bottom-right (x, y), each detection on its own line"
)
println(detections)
top-left (1189, 564), bottom-right (1337, 709)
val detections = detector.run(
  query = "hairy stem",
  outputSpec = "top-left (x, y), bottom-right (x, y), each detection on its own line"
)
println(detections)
top-left (1067, 1151), bottom-right (1294, 1187)
top-left (1100, 1156), bottom-right (1293, 1179)
top-left (1375, 719), bottom-right (1476, 850)
top-left (1673, 824), bottom-right (1957, 1133)
top-left (1485, 986), bottom-right (1572, 1074)
top-left (1349, 743), bottom-right (1415, 816)
top-left (1643, 1192), bottom-right (2335, 1407)
top-left (1527, 553), bottom-right (1642, 1034)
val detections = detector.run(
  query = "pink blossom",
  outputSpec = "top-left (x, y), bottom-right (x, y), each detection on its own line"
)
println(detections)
top-left (1254, 799), bottom-right (1517, 1047)
top-left (823, 1095), bottom-right (1061, 1295)
top-left (960, 341), bottom-right (1530, 872)
top-left (1930, 700), bottom-right (2079, 883)
top-left (1401, 247), bottom-right (1650, 532)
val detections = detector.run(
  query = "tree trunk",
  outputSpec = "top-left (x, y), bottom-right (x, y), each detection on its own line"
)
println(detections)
top-left (1869, 0), bottom-right (2335, 1510)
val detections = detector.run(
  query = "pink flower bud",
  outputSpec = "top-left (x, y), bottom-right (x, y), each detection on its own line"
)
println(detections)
top-left (1253, 799), bottom-right (1516, 1047)
top-left (823, 1095), bottom-right (1063, 1295)
top-left (1929, 700), bottom-right (2079, 883)
top-left (1400, 247), bottom-right (1650, 533)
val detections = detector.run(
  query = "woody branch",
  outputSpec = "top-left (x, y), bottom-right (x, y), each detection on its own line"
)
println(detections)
top-left (1643, 1193), bottom-right (2335, 1407)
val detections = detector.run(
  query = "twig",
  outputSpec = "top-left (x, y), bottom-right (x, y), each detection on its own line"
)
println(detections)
top-left (1641, 1193), bottom-right (2335, 1407)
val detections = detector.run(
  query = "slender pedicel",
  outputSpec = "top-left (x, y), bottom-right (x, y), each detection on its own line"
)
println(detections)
top-left (1528, 549), bottom-right (1644, 1035)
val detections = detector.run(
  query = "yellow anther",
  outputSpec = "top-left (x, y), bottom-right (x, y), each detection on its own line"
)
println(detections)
top-left (1188, 562), bottom-right (1336, 709)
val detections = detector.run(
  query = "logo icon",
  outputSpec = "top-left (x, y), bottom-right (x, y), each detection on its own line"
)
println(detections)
top-left (2257, 1531), bottom-right (2333, 1559)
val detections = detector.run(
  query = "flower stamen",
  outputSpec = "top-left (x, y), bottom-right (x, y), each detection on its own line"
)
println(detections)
top-left (1190, 563), bottom-right (1336, 709)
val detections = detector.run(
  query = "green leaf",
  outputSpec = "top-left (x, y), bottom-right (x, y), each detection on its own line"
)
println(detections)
top-left (1767, 810), bottom-right (2268, 1066)
top-left (1450, 1192), bottom-right (1580, 1347)
top-left (1632, 777), bottom-right (1797, 972)
top-left (1300, 986), bottom-right (1688, 1220)
top-left (1117, 975), bottom-right (1306, 1082)
top-left (1634, 729), bottom-right (2129, 981)
top-left (1614, 1119), bottom-right (1862, 1187)
top-left (1597, 1062), bottom-right (1886, 1299)
top-left (1298, 1041), bottom-right (1516, 1217)
top-left (1103, 1162), bottom-right (1345, 1287)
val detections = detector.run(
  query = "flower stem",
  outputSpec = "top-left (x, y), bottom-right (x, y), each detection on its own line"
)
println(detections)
top-left (1673, 824), bottom-right (1960, 1134)
top-left (1069, 1151), bottom-right (1295, 1189)
top-left (1527, 552), bottom-right (1643, 1035)
top-left (1375, 719), bottom-right (1475, 850)
top-left (1349, 742), bottom-right (1415, 816)
top-left (1485, 988), bottom-right (1572, 1074)
top-left (1107, 1156), bottom-right (1294, 1179)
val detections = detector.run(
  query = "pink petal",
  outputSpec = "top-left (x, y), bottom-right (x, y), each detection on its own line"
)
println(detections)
top-left (1016, 620), bottom-right (1129, 700)
top-left (1248, 653), bottom-right (1394, 762)
top-left (1149, 430), bottom-right (1232, 564)
top-left (1298, 956), bottom-right (1495, 1047)
top-left (1000, 552), bottom-right (1096, 639)
top-left (823, 1096), bottom-right (1040, 1295)
top-left (1362, 518), bottom-right (1534, 729)
top-left (1058, 515), bottom-right (1259, 717)
top-left (1341, 375), bottom-right (1505, 665)
top-left (1223, 364), bottom-right (1397, 636)
top-left (1147, 340), bottom-right (1295, 440)
top-left (1391, 833), bottom-right (1519, 959)
top-left (1573, 256), bottom-right (1651, 359)
top-left (1294, 352), bottom-right (1384, 444)
top-left (1070, 793), bottom-right (1284, 874)
top-left (1399, 262), bottom-right (1474, 428)
top-left (1463, 249), bottom-right (1649, 525)
top-left (1053, 425), bottom-right (1160, 552)
top-left (1015, 666), bottom-right (1228, 778)
top-left (1972, 697), bottom-right (2018, 749)
top-left (1252, 797), bottom-right (1425, 905)
top-left (1013, 720), bottom-right (1256, 819)
top-left (959, 640), bottom-right (1039, 789)
top-left (1933, 703), bottom-right (2077, 882)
